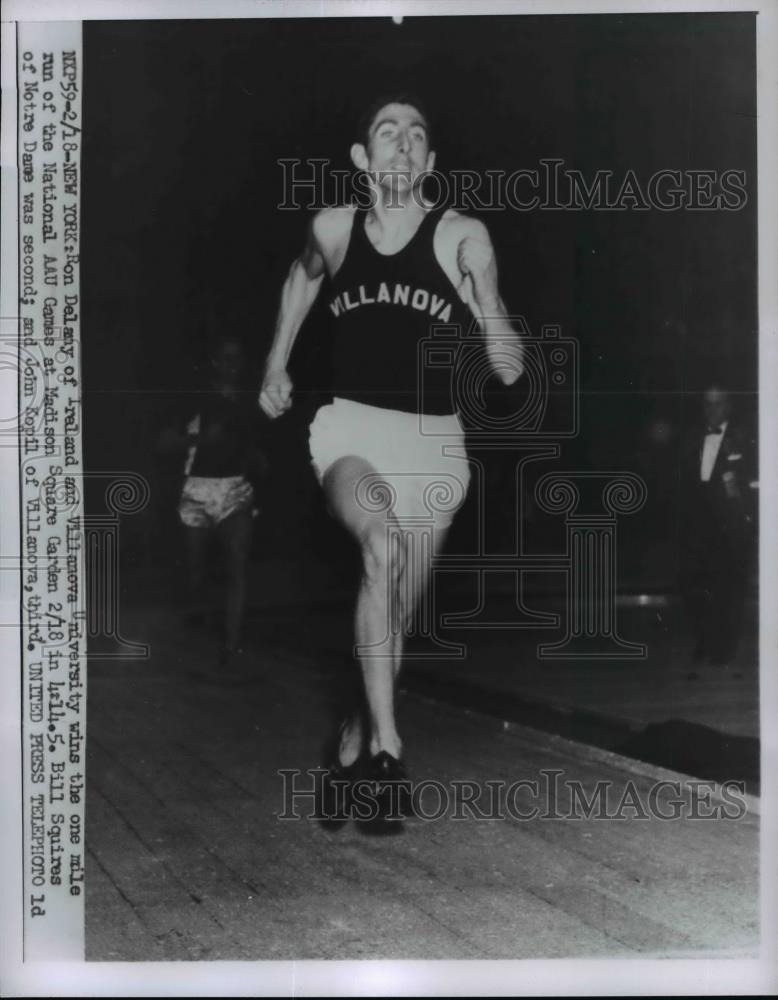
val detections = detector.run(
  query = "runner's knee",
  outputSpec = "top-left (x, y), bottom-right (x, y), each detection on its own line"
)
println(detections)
top-left (359, 521), bottom-right (403, 588)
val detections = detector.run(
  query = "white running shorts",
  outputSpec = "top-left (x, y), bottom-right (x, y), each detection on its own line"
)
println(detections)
top-left (308, 397), bottom-right (470, 527)
top-left (178, 475), bottom-right (254, 528)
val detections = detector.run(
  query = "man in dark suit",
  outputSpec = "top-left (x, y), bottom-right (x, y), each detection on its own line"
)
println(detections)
top-left (679, 385), bottom-right (756, 668)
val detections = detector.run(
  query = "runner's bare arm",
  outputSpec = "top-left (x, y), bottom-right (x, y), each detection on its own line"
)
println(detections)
top-left (456, 219), bottom-right (524, 386)
top-left (259, 216), bottom-right (328, 418)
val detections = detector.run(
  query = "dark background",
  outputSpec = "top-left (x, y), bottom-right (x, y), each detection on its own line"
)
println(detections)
top-left (81, 13), bottom-right (757, 582)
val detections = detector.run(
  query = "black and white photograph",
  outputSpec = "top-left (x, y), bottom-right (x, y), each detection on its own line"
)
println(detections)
top-left (2, 0), bottom-right (777, 995)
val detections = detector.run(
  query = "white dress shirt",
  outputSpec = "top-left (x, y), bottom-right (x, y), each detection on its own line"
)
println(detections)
top-left (700, 420), bottom-right (727, 482)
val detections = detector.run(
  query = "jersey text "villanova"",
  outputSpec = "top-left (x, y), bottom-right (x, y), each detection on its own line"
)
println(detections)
top-left (329, 283), bottom-right (453, 323)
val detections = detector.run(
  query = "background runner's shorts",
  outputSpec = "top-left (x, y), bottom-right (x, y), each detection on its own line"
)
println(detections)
top-left (308, 397), bottom-right (470, 527)
top-left (178, 475), bottom-right (254, 528)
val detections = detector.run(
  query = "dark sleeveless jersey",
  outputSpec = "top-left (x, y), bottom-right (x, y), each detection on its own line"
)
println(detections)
top-left (189, 391), bottom-right (261, 479)
top-left (327, 205), bottom-right (473, 415)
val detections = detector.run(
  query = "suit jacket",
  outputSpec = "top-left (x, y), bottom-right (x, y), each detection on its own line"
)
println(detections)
top-left (679, 418), bottom-right (755, 542)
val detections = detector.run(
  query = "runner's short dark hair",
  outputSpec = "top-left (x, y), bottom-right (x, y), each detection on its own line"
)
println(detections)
top-left (357, 94), bottom-right (434, 151)
top-left (207, 333), bottom-right (244, 359)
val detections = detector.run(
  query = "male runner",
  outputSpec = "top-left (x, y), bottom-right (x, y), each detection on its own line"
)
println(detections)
top-left (160, 335), bottom-right (266, 671)
top-left (259, 95), bottom-right (523, 813)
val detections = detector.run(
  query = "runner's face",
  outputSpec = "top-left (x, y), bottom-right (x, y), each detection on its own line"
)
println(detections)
top-left (212, 342), bottom-right (244, 385)
top-left (364, 103), bottom-right (435, 191)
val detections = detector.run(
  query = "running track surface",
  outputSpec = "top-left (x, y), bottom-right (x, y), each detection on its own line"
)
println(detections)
top-left (85, 609), bottom-right (758, 961)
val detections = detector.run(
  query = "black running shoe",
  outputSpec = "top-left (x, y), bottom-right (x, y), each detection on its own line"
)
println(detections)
top-left (357, 751), bottom-right (413, 826)
top-left (317, 720), bottom-right (364, 829)
top-left (318, 756), bottom-right (362, 827)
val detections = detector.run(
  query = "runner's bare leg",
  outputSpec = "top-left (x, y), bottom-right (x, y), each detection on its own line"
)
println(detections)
top-left (394, 523), bottom-right (451, 679)
top-left (184, 525), bottom-right (209, 619)
top-left (323, 455), bottom-right (404, 760)
top-left (215, 507), bottom-right (253, 651)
